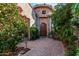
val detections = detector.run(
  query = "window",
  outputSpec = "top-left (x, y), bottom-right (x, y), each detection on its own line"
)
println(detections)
top-left (42, 10), bottom-right (46, 14)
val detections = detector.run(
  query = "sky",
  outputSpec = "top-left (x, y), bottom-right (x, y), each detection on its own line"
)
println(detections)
top-left (30, 3), bottom-right (57, 8)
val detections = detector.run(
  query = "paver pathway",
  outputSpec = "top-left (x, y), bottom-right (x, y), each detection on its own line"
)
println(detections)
top-left (22, 37), bottom-right (65, 56)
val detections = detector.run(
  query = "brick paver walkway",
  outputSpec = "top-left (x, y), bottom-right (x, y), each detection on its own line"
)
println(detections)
top-left (22, 37), bottom-right (65, 56)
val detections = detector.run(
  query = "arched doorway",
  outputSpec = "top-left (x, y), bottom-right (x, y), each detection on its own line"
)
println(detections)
top-left (40, 23), bottom-right (47, 36)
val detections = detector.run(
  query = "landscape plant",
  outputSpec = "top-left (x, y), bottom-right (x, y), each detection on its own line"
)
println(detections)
top-left (52, 3), bottom-right (79, 56)
top-left (30, 26), bottom-right (39, 40)
top-left (0, 4), bottom-right (27, 54)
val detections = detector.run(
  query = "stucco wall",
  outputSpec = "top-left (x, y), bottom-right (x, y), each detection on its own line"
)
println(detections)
top-left (34, 7), bottom-right (52, 17)
top-left (17, 3), bottom-right (35, 27)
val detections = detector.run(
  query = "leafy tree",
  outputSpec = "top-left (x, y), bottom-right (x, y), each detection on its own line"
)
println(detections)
top-left (71, 4), bottom-right (79, 27)
top-left (52, 3), bottom-right (77, 56)
top-left (0, 4), bottom-right (27, 53)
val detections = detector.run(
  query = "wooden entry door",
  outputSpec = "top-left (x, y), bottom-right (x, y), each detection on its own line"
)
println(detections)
top-left (40, 23), bottom-right (47, 36)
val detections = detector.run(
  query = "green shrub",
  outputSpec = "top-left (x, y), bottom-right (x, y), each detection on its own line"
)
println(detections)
top-left (76, 48), bottom-right (79, 56)
top-left (52, 4), bottom-right (78, 56)
top-left (0, 4), bottom-right (27, 53)
top-left (30, 27), bottom-right (39, 40)
top-left (48, 30), bottom-right (59, 40)
top-left (65, 43), bottom-right (77, 56)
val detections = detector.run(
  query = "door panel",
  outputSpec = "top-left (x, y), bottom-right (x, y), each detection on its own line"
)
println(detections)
top-left (40, 23), bottom-right (47, 36)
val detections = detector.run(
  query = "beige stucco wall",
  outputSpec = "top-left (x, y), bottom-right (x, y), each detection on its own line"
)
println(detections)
top-left (35, 7), bottom-right (52, 17)
top-left (17, 3), bottom-right (35, 27)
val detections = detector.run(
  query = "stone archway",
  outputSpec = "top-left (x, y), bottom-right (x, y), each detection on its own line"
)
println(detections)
top-left (40, 23), bottom-right (47, 36)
